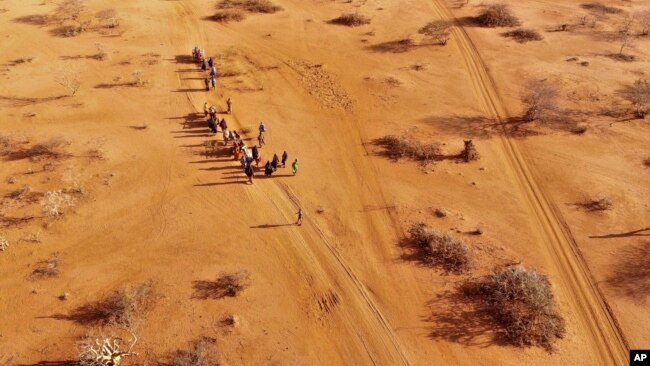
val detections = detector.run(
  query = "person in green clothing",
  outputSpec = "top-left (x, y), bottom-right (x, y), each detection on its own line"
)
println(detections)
top-left (291, 159), bottom-right (299, 175)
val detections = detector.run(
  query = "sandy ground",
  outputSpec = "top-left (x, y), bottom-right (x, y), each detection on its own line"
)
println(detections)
top-left (1, 0), bottom-right (648, 364)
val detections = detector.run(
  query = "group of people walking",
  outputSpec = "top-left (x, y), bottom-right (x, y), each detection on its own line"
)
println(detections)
top-left (192, 46), bottom-right (303, 225)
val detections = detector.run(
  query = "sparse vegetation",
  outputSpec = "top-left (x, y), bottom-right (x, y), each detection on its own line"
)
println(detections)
top-left (571, 124), bottom-right (588, 135)
top-left (66, 282), bottom-right (154, 328)
top-left (209, 10), bottom-right (245, 23)
top-left (169, 337), bottom-right (219, 366)
top-left (408, 223), bottom-right (472, 273)
top-left (502, 28), bottom-right (543, 43)
top-left (95, 43), bottom-right (107, 61)
top-left (644, 158), bottom-right (650, 168)
top-left (28, 137), bottom-right (70, 159)
top-left (30, 253), bottom-right (60, 279)
top-left (418, 20), bottom-right (452, 45)
top-left (373, 135), bottom-right (441, 165)
top-left (329, 13), bottom-right (371, 27)
top-left (521, 79), bottom-right (560, 122)
top-left (55, 65), bottom-right (81, 96)
top-left (434, 208), bottom-right (447, 218)
top-left (132, 70), bottom-right (146, 87)
top-left (638, 10), bottom-right (650, 35)
top-left (476, 4), bottom-right (520, 28)
top-left (217, 0), bottom-right (282, 14)
top-left (368, 38), bottom-right (415, 53)
top-left (192, 271), bottom-right (251, 299)
top-left (618, 79), bottom-right (650, 119)
top-left (468, 266), bottom-right (566, 350)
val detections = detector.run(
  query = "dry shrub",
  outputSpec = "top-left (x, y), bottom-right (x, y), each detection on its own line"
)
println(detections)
top-left (368, 38), bottom-right (415, 53)
top-left (169, 337), bottom-right (219, 366)
top-left (209, 10), bottom-right (245, 23)
top-left (94, 43), bottom-right (107, 61)
top-left (579, 195), bottom-right (613, 211)
top-left (55, 65), bottom-right (81, 96)
top-left (644, 158), bottom-right (650, 168)
top-left (192, 271), bottom-right (250, 300)
top-left (217, 0), bottom-right (282, 14)
top-left (374, 135), bottom-right (441, 165)
top-left (581, 3), bottom-right (623, 15)
top-left (618, 79), bottom-right (650, 119)
top-left (66, 282), bottom-right (154, 328)
top-left (132, 70), bottom-right (147, 86)
top-left (30, 253), bottom-right (61, 280)
top-left (27, 137), bottom-right (70, 159)
top-left (476, 4), bottom-right (520, 28)
top-left (0, 236), bottom-right (9, 252)
top-left (571, 124), bottom-right (588, 134)
top-left (502, 28), bottom-right (543, 43)
top-left (418, 20), bottom-right (452, 45)
top-left (461, 140), bottom-right (479, 162)
top-left (469, 266), bottom-right (565, 350)
top-left (329, 13), bottom-right (371, 27)
top-left (638, 10), bottom-right (650, 35)
top-left (521, 79), bottom-right (560, 122)
top-left (42, 190), bottom-right (75, 216)
top-left (408, 223), bottom-right (472, 273)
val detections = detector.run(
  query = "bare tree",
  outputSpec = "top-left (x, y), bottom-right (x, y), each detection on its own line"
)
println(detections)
top-left (521, 79), bottom-right (560, 122)
top-left (418, 20), bottom-right (452, 45)
top-left (55, 65), bottom-right (81, 96)
top-left (78, 329), bottom-right (137, 366)
top-left (618, 79), bottom-right (650, 118)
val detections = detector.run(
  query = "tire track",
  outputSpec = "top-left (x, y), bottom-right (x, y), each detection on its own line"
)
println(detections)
top-left (429, 1), bottom-right (628, 363)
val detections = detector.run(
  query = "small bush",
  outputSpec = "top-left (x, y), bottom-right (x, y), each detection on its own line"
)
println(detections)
top-left (581, 3), bottom-right (623, 15)
top-left (25, 137), bottom-right (70, 160)
top-left (31, 253), bottom-right (60, 280)
top-left (476, 4), bottom-right (520, 28)
top-left (470, 266), bottom-right (565, 350)
top-left (644, 158), bottom-right (650, 168)
top-left (192, 271), bottom-right (251, 300)
top-left (217, 0), bottom-right (282, 14)
top-left (209, 10), bottom-right (245, 23)
top-left (329, 13), bottom-right (371, 27)
top-left (169, 337), bottom-right (219, 366)
top-left (408, 223), bottom-right (472, 273)
top-left (42, 190), bottom-right (74, 217)
top-left (571, 124), bottom-right (588, 134)
top-left (502, 28), bottom-right (543, 43)
top-left (374, 135), bottom-right (441, 165)
top-left (462, 139), bottom-right (479, 162)
top-left (618, 79), bottom-right (650, 119)
top-left (579, 195), bottom-right (613, 211)
top-left (66, 282), bottom-right (154, 328)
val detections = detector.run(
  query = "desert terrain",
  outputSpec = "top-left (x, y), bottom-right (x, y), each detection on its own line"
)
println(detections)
top-left (0, 0), bottom-right (649, 364)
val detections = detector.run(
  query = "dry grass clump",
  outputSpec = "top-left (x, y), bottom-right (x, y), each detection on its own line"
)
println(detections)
top-left (579, 195), bottom-right (613, 211)
top-left (476, 4), bottom-right (520, 28)
top-left (468, 266), bottom-right (566, 350)
top-left (30, 253), bottom-right (61, 280)
top-left (329, 13), bottom-right (371, 27)
top-left (408, 223), bottom-right (472, 273)
top-left (192, 271), bottom-right (251, 300)
top-left (373, 135), bottom-right (441, 164)
top-left (581, 3), bottom-right (623, 15)
top-left (27, 137), bottom-right (71, 159)
top-left (418, 20), bottom-right (452, 45)
top-left (169, 337), bottom-right (219, 366)
top-left (66, 282), bottom-right (154, 328)
top-left (209, 10), bottom-right (245, 23)
top-left (217, 0), bottom-right (282, 14)
top-left (521, 79), bottom-right (560, 122)
top-left (502, 28), bottom-right (543, 43)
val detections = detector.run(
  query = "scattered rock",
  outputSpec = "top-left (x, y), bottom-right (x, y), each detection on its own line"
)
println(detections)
top-left (59, 292), bottom-right (70, 301)
top-left (580, 61), bottom-right (589, 66)
top-left (470, 228), bottom-right (483, 235)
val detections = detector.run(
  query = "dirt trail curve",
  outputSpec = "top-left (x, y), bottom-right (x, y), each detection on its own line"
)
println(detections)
top-left (430, 0), bottom-right (628, 364)
top-left (167, 2), bottom-right (412, 365)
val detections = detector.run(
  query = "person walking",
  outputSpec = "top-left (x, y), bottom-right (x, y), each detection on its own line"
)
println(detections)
top-left (226, 97), bottom-right (232, 114)
top-left (258, 121), bottom-right (266, 147)
top-left (208, 116), bottom-right (217, 134)
top-left (204, 77), bottom-right (210, 91)
top-left (271, 154), bottom-right (279, 171)
top-left (201, 58), bottom-right (208, 71)
top-left (296, 208), bottom-right (303, 226)
top-left (203, 102), bottom-right (209, 117)
top-left (291, 159), bottom-right (299, 176)
top-left (245, 163), bottom-right (254, 184)
top-left (264, 161), bottom-right (273, 176)
top-left (208, 57), bottom-right (214, 68)
top-left (281, 151), bottom-right (288, 167)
